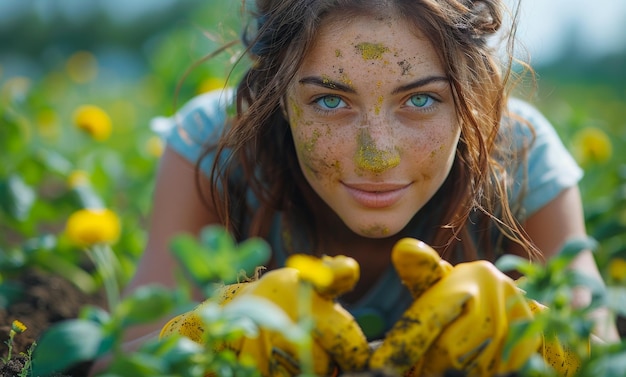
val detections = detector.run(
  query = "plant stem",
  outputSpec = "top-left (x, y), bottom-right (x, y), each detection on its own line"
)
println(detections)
top-left (4, 332), bottom-right (15, 363)
top-left (88, 244), bottom-right (120, 310)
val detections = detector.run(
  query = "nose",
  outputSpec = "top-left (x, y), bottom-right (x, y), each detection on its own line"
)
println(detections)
top-left (354, 124), bottom-right (400, 174)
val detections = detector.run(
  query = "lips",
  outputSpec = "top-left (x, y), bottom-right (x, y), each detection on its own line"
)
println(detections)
top-left (343, 182), bottom-right (411, 209)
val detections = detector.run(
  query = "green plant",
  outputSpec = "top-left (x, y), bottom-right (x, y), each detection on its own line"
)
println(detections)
top-left (28, 225), bottom-right (277, 377)
top-left (497, 237), bottom-right (626, 376)
top-left (1, 320), bottom-right (27, 364)
top-left (18, 341), bottom-right (37, 377)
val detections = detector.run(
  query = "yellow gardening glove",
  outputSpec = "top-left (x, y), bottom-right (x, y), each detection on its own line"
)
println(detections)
top-left (369, 238), bottom-right (542, 377)
top-left (160, 254), bottom-right (371, 376)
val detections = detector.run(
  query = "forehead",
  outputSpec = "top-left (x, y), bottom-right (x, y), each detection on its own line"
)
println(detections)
top-left (300, 12), bottom-right (443, 76)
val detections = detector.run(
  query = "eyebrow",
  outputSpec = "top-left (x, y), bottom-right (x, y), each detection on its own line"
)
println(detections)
top-left (298, 76), bottom-right (356, 93)
top-left (298, 75), bottom-right (449, 94)
top-left (391, 76), bottom-right (450, 95)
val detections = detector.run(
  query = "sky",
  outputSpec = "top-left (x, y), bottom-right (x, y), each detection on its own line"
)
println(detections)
top-left (505, 0), bottom-right (626, 64)
top-left (1, 0), bottom-right (625, 66)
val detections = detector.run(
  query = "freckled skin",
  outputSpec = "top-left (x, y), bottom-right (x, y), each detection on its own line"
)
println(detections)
top-left (285, 14), bottom-right (460, 238)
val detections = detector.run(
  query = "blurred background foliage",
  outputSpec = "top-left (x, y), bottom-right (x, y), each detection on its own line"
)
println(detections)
top-left (0, 0), bottom-right (245, 284)
top-left (0, 0), bottom-right (624, 289)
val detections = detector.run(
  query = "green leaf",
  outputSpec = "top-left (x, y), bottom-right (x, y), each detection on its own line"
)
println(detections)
top-left (37, 149), bottom-right (72, 176)
top-left (519, 353), bottom-right (554, 376)
top-left (495, 254), bottom-right (530, 274)
top-left (118, 284), bottom-right (176, 327)
top-left (171, 234), bottom-right (217, 286)
top-left (34, 251), bottom-right (98, 294)
top-left (31, 319), bottom-right (105, 376)
top-left (566, 270), bottom-right (607, 308)
top-left (605, 286), bottom-right (626, 317)
top-left (592, 220), bottom-right (626, 243)
top-left (141, 336), bottom-right (205, 374)
top-left (542, 236), bottom-right (598, 277)
top-left (79, 305), bottom-right (112, 326)
top-left (172, 226), bottom-right (271, 287)
top-left (0, 109), bottom-right (28, 160)
top-left (0, 174), bottom-right (36, 221)
top-left (586, 348), bottom-right (626, 377)
top-left (22, 234), bottom-right (57, 256)
top-left (220, 296), bottom-right (306, 343)
top-left (235, 238), bottom-right (270, 275)
top-left (558, 237), bottom-right (598, 260)
top-left (0, 281), bottom-right (25, 309)
top-left (200, 225), bottom-right (237, 254)
top-left (106, 353), bottom-right (168, 376)
top-left (0, 247), bottom-right (26, 271)
top-left (72, 183), bottom-right (105, 209)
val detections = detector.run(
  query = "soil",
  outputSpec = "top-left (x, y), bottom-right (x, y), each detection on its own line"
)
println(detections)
top-left (0, 269), bottom-right (106, 377)
top-left (1, 269), bottom-right (625, 377)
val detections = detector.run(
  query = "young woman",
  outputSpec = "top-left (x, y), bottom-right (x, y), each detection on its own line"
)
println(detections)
top-left (112, 0), bottom-right (619, 374)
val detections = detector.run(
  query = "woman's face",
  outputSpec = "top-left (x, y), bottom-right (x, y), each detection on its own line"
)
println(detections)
top-left (286, 13), bottom-right (460, 239)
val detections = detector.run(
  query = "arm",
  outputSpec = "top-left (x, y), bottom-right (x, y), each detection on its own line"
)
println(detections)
top-left (125, 146), bottom-right (219, 295)
top-left (122, 147), bottom-right (221, 339)
top-left (518, 185), bottom-right (620, 342)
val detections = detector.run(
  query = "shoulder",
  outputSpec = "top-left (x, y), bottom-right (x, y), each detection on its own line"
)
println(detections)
top-left (503, 97), bottom-right (557, 139)
top-left (152, 88), bottom-right (235, 141)
top-left (502, 97), bottom-right (583, 219)
top-left (152, 88), bottom-right (235, 167)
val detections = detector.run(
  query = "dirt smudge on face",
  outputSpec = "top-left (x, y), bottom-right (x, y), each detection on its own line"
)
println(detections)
top-left (321, 74), bottom-right (338, 89)
top-left (398, 59), bottom-right (412, 75)
top-left (304, 128), bottom-right (322, 152)
top-left (360, 224), bottom-right (390, 237)
top-left (374, 95), bottom-right (383, 115)
top-left (289, 97), bottom-right (303, 125)
top-left (355, 128), bottom-right (400, 173)
top-left (355, 42), bottom-right (389, 60)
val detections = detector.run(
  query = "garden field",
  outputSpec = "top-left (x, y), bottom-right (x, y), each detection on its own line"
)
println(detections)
top-left (1, 1), bottom-right (625, 376)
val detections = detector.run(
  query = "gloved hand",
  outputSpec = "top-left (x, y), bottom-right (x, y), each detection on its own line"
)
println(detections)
top-left (369, 238), bottom-right (579, 377)
top-left (160, 254), bottom-right (371, 376)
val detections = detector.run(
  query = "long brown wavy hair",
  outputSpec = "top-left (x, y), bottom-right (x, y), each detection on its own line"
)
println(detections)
top-left (196, 0), bottom-right (539, 264)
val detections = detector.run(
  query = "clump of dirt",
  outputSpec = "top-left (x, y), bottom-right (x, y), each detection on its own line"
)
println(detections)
top-left (0, 269), bottom-right (106, 377)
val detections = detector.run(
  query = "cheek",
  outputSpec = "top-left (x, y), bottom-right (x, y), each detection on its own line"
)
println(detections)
top-left (292, 124), bottom-right (345, 181)
top-left (405, 123), bottom-right (460, 176)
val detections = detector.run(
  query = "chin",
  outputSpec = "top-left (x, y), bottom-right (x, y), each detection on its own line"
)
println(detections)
top-left (352, 221), bottom-right (405, 239)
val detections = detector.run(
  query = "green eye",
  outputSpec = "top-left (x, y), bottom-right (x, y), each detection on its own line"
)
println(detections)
top-left (408, 94), bottom-right (434, 108)
top-left (317, 95), bottom-right (345, 109)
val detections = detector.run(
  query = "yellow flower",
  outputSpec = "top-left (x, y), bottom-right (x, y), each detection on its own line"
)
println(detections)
top-left (66, 208), bottom-right (121, 246)
top-left (286, 254), bottom-right (333, 289)
top-left (145, 135), bottom-right (164, 157)
top-left (571, 127), bottom-right (613, 165)
top-left (67, 170), bottom-right (90, 188)
top-left (73, 105), bottom-right (112, 141)
top-left (11, 320), bottom-right (27, 334)
top-left (608, 258), bottom-right (626, 284)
